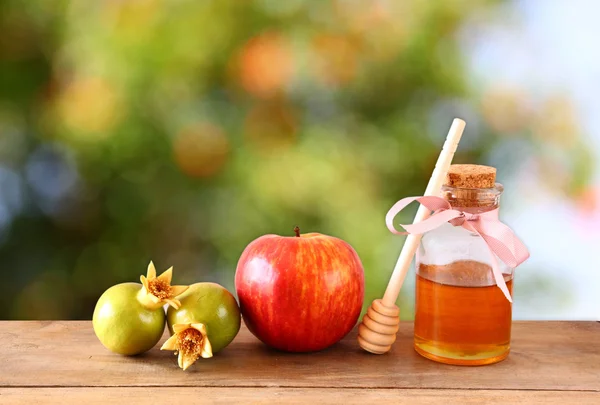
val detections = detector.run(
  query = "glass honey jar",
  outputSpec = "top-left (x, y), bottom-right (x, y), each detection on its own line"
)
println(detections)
top-left (414, 164), bottom-right (515, 366)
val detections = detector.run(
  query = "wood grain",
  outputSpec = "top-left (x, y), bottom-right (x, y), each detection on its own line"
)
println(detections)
top-left (0, 322), bottom-right (598, 392)
top-left (1, 388), bottom-right (598, 405)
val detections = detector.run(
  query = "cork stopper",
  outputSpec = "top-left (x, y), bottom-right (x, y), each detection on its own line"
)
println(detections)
top-left (446, 164), bottom-right (496, 189)
top-left (443, 164), bottom-right (500, 211)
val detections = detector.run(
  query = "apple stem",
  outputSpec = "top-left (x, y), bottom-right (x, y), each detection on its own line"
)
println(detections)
top-left (294, 226), bottom-right (301, 237)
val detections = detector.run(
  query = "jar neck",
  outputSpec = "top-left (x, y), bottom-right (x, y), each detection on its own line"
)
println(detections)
top-left (441, 183), bottom-right (504, 214)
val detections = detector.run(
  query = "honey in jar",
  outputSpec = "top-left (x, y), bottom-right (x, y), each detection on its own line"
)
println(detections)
top-left (415, 262), bottom-right (513, 365)
top-left (414, 164), bottom-right (514, 365)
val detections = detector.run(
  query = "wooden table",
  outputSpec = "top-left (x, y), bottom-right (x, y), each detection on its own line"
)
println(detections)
top-left (0, 321), bottom-right (598, 404)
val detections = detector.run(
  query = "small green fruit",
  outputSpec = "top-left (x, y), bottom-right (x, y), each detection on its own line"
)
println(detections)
top-left (92, 262), bottom-right (189, 356)
top-left (166, 283), bottom-right (241, 354)
top-left (93, 283), bottom-right (165, 355)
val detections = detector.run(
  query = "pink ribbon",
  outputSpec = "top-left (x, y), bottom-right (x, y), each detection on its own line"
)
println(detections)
top-left (386, 196), bottom-right (530, 302)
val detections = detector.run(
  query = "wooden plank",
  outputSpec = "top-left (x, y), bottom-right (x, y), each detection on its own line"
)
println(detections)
top-left (0, 322), bottom-right (598, 391)
top-left (1, 388), bottom-right (599, 405)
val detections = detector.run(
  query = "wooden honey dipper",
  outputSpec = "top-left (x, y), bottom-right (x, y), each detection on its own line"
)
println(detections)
top-left (357, 118), bottom-right (466, 354)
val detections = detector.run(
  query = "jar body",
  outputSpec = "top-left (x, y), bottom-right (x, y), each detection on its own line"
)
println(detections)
top-left (414, 185), bottom-right (513, 365)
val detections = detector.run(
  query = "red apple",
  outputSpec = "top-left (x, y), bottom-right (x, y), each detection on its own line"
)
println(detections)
top-left (235, 227), bottom-right (364, 352)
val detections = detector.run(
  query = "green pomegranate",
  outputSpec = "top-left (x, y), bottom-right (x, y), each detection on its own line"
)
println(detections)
top-left (93, 262), bottom-right (188, 355)
top-left (162, 283), bottom-right (241, 370)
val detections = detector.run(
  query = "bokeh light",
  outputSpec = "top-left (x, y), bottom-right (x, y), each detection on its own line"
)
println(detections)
top-left (56, 76), bottom-right (124, 140)
top-left (173, 122), bottom-right (230, 178)
top-left (237, 32), bottom-right (294, 98)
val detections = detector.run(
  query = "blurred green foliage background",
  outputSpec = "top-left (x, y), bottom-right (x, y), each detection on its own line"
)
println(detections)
top-left (0, 0), bottom-right (593, 320)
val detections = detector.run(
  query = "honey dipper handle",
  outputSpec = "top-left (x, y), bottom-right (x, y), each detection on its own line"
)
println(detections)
top-left (381, 118), bottom-right (465, 306)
